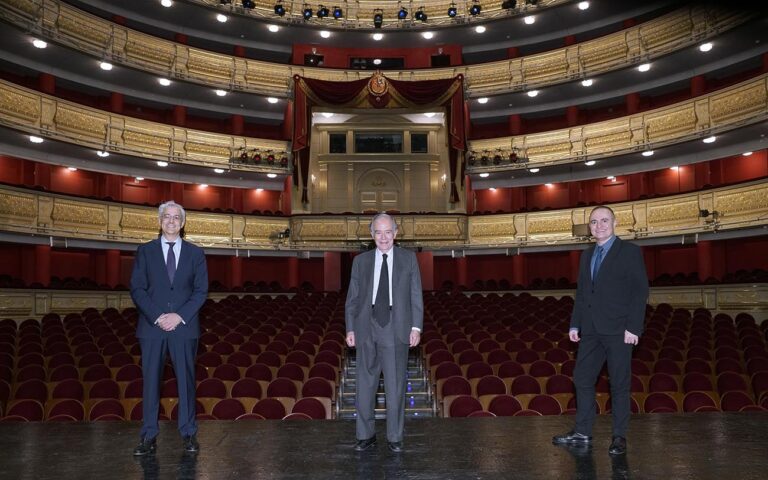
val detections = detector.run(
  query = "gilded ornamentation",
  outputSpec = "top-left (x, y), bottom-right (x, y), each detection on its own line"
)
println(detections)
top-left (185, 217), bottom-right (230, 236)
top-left (526, 142), bottom-right (572, 159)
top-left (528, 216), bottom-right (572, 235)
top-left (54, 107), bottom-right (107, 138)
top-left (0, 295), bottom-right (33, 314)
top-left (367, 71), bottom-right (389, 97)
top-left (710, 84), bottom-right (767, 124)
top-left (121, 211), bottom-right (159, 232)
top-left (647, 201), bottom-right (698, 225)
top-left (123, 129), bottom-right (171, 150)
top-left (0, 87), bottom-right (40, 122)
top-left (585, 131), bottom-right (632, 153)
top-left (615, 210), bottom-right (635, 229)
top-left (243, 222), bottom-right (288, 239)
top-left (0, 193), bottom-right (36, 218)
top-left (185, 142), bottom-right (231, 160)
top-left (52, 202), bottom-right (107, 226)
top-left (298, 222), bottom-right (347, 239)
top-left (715, 187), bottom-right (768, 216)
top-left (470, 221), bottom-right (517, 238)
top-left (645, 107), bottom-right (696, 140)
top-left (51, 295), bottom-right (107, 312)
top-left (414, 222), bottom-right (461, 238)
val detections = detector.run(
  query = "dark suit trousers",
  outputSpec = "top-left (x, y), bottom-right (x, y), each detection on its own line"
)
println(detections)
top-left (140, 336), bottom-right (199, 438)
top-left (355, 316), bottom-right (409, 443)
top-left (573, 333), bottom-right (633, 437)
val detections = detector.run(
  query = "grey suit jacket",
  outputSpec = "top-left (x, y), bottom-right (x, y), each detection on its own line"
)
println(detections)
top-left (570, 237), bottom-right (649, 336)
top-left (345, 246), bottom-right (424, 345)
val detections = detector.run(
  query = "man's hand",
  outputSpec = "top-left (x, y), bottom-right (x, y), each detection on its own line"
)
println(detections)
top-left (569, 329), bottom-right (580, 342)
top-left (346, 331), bottom-right (355, 348)
top-left (624, 330), bottom-right (639, 345)
top-left (157, 313), bottom-right (183, 332)
top-left (409, 329), bottom-right (421, 347)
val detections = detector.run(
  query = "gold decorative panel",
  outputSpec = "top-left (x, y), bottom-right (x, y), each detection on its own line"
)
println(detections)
top-left (715, 186), bottom-right (768, 217)
top-left (243, 222), bottom-right (288, 240)
top-left (298, 222), bottom-right (347, 239)
top-left (0, 87), bottom-right (40, 122)
top-left (413, 222), bottom-right (462, 239)
top-left (647, 201), bottom-right (699, 225)
top-left (710, 83), bottom-right (767, 125)
top-left (615, 210), bottom-right (635, 229)
top-left (527, 215), bottom-right (572, 235)
top-left (54, 106), bottom-right (107, 139)
top-left (185, 142), bottom-right (231, 161)
top-left (120, 211), bottom-right (159, 232)
top-left (185, 217), bottom-right (231, 237)
top-left (0, 192), bottom-right (36, 218)
top-left (52, 201), bottom-right (107, 227)
top-left (584, 131), bottom-right (632, 154)
top-left (470, 220), bottom-right (517, 239)
top-left (0, 294), bottom-right (33, 315)
top-left (645, 107), bottom-right (696, 142)
top-left (122, 129), bottom-right (171, 151)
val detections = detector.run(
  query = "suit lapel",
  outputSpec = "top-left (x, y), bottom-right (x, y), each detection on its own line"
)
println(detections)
top-left (595, 237), bottom-right (621, 282)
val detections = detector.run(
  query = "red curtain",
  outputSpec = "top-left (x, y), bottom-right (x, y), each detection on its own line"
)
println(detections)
top-left (292, 74), bottom-right (467, 205)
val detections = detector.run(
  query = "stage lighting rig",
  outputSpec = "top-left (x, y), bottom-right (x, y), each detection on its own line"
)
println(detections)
top-left (415, 8), bottom-right (427, 22)
top-left (332, 6), bottom-right (343, 18)
top-left (303, 5), bottom-right (313, 20)
top-left (373, 9), bottom-right (383, 28)
top-left (397, 7), bottom-right (408, 20)
top-left (469, 1), bottom-right (482, 15)
top-left (273, 1), bottom-right (285, 16)
top-left (317, 5), bottom-right (329, 18)
top-left (447, 3), bottom-right (457, 17)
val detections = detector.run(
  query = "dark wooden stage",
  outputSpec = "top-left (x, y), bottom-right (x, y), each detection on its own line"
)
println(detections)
top-left (1, 413), bottom-right (766, 479)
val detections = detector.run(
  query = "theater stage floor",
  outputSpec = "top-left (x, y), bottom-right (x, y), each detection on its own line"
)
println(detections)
top-left (1, 413), bottom-right (766, 479)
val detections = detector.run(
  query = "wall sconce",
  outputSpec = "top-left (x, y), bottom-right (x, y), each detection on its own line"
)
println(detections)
top-left (441, 173), bottom-right (447, 191)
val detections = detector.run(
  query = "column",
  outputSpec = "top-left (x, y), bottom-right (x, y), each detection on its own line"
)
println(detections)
top-left (35, 245), bottom-right (51, 287)
top-left (323, 252), bottom-right (341, 292)
top-left (230, 256), bottom-right (243, 290)
top-left (416, 251), bottom-right (434, 291)
top-left (696, 241), bottom-right (712, 283)
top-left (512, 253), bottom-right (526, 288)
top-left (106, 249), bottom-right (121, 288)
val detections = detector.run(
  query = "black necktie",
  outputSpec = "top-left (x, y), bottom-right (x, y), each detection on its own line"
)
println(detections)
top-left (166, 242), bottom-right (176, 283)
top-left (373, 253), bottom-right (390, 327)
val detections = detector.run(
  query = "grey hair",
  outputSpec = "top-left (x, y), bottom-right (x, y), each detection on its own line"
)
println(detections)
top-left (158, 200), bottom-right (186, 224)
top-left (369, 213), bottom-right (398, 234)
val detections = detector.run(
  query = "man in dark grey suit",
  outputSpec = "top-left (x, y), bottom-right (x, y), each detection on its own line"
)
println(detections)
top-left (130, 201), bottom-right (208, 456)
top-left (345, 213), bottom-right (423, 453)
top-left (553, 205), bottom-right (648, 456)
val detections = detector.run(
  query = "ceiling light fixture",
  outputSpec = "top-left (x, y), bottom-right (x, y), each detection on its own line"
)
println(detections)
top-left (577, 1), bottom-right (589, 10)
top-left (215, 89), bottom-right (227, 96)
top-left (581, 79), bottom-right (593, 87)
top-left (372, 33), bottom-right (383, 41)
top-left (477, 97), bottom-right (488, 104)
top-left (320, 30), bottom-right (331, 38)
top-left (642, 150), bottom-right (654, 157)
top-left (160, 0), bottom-right (172, 7)
top-left (373, 58), bottom-right (382, 65)
top-left (475, 25), bottom-right (486, 33)
top-left (699, 42), bottom-right (713, 52)
top-left (527, 90), bottom-right (539, 97)
top-left (637, 63), bottom-right (651, 72)
top-left (424, 112), bottom-right (436, 118)
top-left (157, 161), bottom-right (168, 167)
top-left (524, 15), bottom-right (535, 24)
top-left (214, 168), bottom-right (225, 174)
top-left (268, 25), bottom-right (279, 32)
top-left (703, 136), bottom-right (716, 143)
top-left (29, 135), bottom-right (44, 143)
top-left (32, 39), bottom-right (47, 49)
top-left (67, 167), bottom-right (77, 171)
top-left (742, 151), bottom-right (753, 156)
top-left (584, 160), bottom-right (596, 166)
top-left (135, 177), bottom-right (144, 181)
top-left (200, 184), bottom-right (208, 188)
top-left (479, 172), bottom-right (490, 178)
top-left (158, 78), bottom-right (171, 86)
top-left (669, 166), bottom-right (679, 171)
top-left (99, 61), bottom-right (113, 71)
top-left (607, 175), bottom-right (616, 181)
top-left (96, 150), bottom-right (110, 157)
top-left (321, 112), bottom-right (334, 118)
top-left (528, 168), bottom-right (540, 173)
top-left (267, 173), bottom-right (278, 178)
top-left (216, 14), bottom-right (227, 23)
top-left (267, 97), bottom-right (279, 104)
top-left (422, 31), bottom-right (434, 39)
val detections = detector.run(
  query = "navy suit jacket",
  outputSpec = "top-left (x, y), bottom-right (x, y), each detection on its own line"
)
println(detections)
top-left (345, 246), bottom-right (423, 345)
top-left (130, 237), bottom-right (208, 340)
top-left (570, 237), bottom-right (649, 337)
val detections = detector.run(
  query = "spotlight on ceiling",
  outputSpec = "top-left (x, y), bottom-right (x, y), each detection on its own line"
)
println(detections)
top-left (303, 5), bottom-right (313, 20)
top-left (415, 8), bottom-right (427, 22)
top-left (373, 9), bottom-right (383, 28)
top-left (317, 5), bottom-right (329, 18)
top-left (397, 7), bottom-right (408, 20)
top-left (332, 6), bottom-right (343, 18)
top-left (273, 1), bottom-right (285, 16)
top-left (447, 3), bottom-right (457, 17)
top-left (501, 0), bottom-right (516, 9)
top-left (469, 1), bottom-right (482, 16)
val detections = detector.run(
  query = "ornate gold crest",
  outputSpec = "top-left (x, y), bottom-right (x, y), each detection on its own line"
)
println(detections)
top-left (367, 71), bottom-right (388, 97)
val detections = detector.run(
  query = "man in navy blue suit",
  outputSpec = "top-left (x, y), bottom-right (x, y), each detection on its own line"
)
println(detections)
top-left (130, 201), bottom-right (208, 456)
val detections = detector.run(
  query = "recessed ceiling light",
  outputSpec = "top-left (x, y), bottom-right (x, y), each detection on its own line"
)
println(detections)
top-left (527, 90), bottom-right (539, 97)
top-left (256, 188), bottom-right (264, 192)
top-left (424, 112), bottom-right (436, 118)
top-left (578, 1), bottom-right (590, 10)
top-left (528, 168), bottom-right (540, 173)
top-left (321, 112), bottom-right (334, 118)
top-left (96, 150), bottom-right (109, 157)
top-left (373, 59), bottom-right (382, 65)
top-left (669, 166), bottom-right (679, 171)
top-left (742, 151), bottom-right (753, 156)
top-left (372, 33), bottom-right (383, 41)
top-left (215, 89), bottom-right (227, 96)
top-left (524, 16), bottom-right (535, 25)
top-left (479, 173), bottom-right (490, 178)
top-left (32, 39), bottom-right (47, 49)
top-left (267, 97), bottom-right (279, 104)
top-left (157, 161), bottom-right (168, 167)
top-left (584, 160), bottom-right (596, 166)
top-left (29, 135), bottom-right (43, 143)
top-left (581, 79), bottom-right (593, 87)
top-left (607, 175), bottom-right (616, 181)
top-left (637, 63), bottom-right (651, 72)
top-left (214, 168), bottom-right (225, 174)
top-left (135, 177), bottom-right (144, 181)
top-left (99, 62), bottom-right (113, 71)
top-left (545, 183), bottom-right (553, 187)
top-left (703, 136), bottom-right (716, 143)
top-left (267, 173), bottom-right (277, 178)
top-left (489, 187), bottom-right (496, 192)
top-left (200, 184), bottom-right (208, 188)
top-left (320, 30), bottom-right (331, 38)
top-left (642, 150), bottom-right (654, 157)
top-left (67, 167), bottom-right (77, 171)
top-left (475, 26), bottom-right (486, 34)
top-left (422, 32), bottom-right (434, 40)
top-left (158, 78), bottom-right (171, 86)
top-left (268, 25), bottom-right (280, 33)
top-left (161, 0), bottom-right (172, 7)
top-left (216, 14), bottom-right (227, 23)
top-left (477, 97), bottom-right (488, 104)
top-left (699, 42), bottom-right (713, 52)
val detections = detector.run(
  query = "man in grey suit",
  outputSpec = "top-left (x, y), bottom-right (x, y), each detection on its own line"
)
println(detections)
top-left (345, 213), bottom-right (423, 453)
top-left (553, 205), bottom-right (648, 456)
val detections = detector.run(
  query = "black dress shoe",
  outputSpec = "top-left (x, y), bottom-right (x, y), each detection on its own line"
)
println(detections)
top-left (133, 437), bottom-right (157, 456)
top-left (608, 436), bottom-right (627, 455)
top-left (552, 430), bottom-right (593, 445)
top-left (183, 435), bottom-right (199, 453)
top-left (354, 437), bottom-right (376, 451)
top-left (387, 441), bottom-right (403, 453)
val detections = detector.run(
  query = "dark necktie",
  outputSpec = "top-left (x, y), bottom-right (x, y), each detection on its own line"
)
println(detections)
top-left (592, 245), bottom-right (603, 283)
top-left (373, 253), bottom-right (390, 327)
top-left (166, 242), bottom-right (176, 283)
